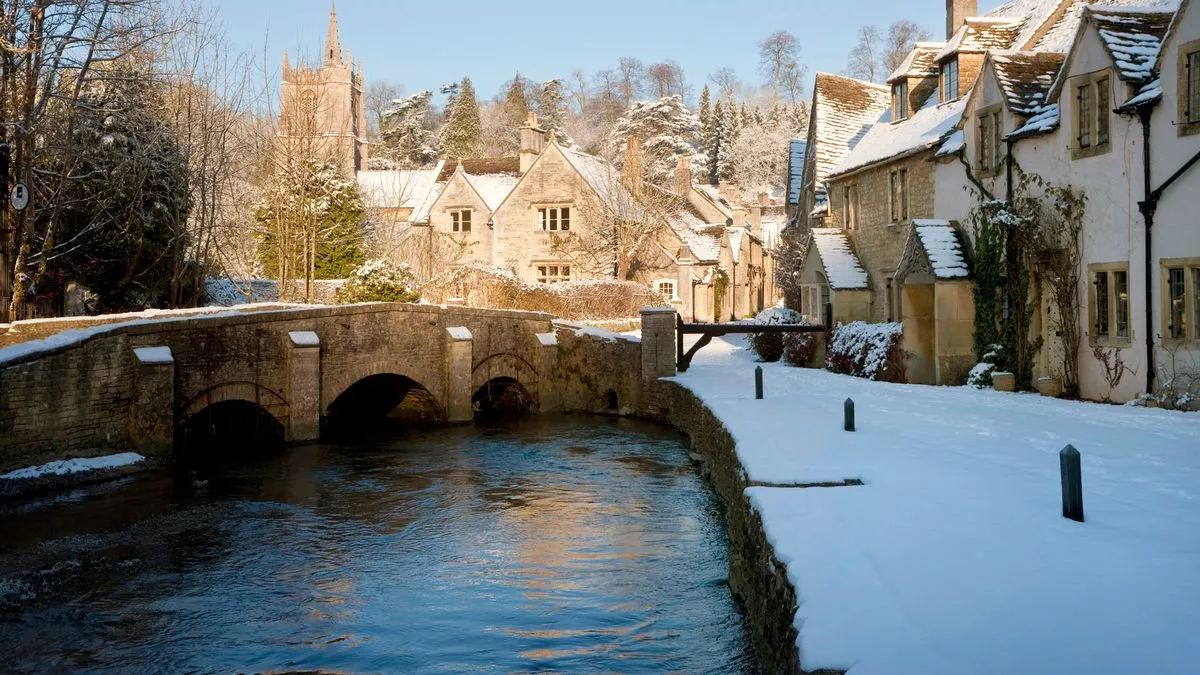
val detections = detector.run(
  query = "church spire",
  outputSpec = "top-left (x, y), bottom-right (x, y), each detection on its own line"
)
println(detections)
top-left (324, 1), bottom-right (343, 66)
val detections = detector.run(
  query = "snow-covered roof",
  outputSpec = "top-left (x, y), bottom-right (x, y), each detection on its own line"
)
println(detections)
top-left (934, 129), bottom-right (966, 157)
top-left (787, 139), bottom-right (807, 205)
top-left (828, 96), bottom-right (967, 178)
top-left (938, 18), bottom-right (1024, 61)
top-left (559, 144), bottom-right (640, 216)
top-left (888, 42), bottom-right (947, 83)
top-left (1007, 102), bottom-right (1061, 138)
top-left (810, 228), bottom-right (868, 289)
top-left (991, 51), bottom-right (1067, 115)
top-left (809, 73), bottom-right (892, 188)
top-left (464, 173), bottom-right (519, 212)
top-left (913, 221), bottom-right (971, 279)
top-left (1090, 6), bottom-right (1175, 82)
top-left (1027, 0), bottom-right (1179, 53)
top-left (357, 162), bottom-right (445, 222)
top-left (666, 207), bottom-right (723, 263)
top-left (694, 183), bottom-right (735, 218)
top-left (1118, 76), bottom-right (1163, 109)
top-left (728, 227), bottom-right (746, 263)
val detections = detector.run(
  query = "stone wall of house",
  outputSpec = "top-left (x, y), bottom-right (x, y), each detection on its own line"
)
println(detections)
top-left (428, 173), bottom-right (494, 266)
top-left (830, 150), bottom-right (937, 322)
top-left (935, 281), bottom-right (977, 384)
top-left (492, 145), bottom-right (599, 283)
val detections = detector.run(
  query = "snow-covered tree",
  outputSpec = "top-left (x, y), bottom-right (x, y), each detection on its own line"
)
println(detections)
top-left (337, 259), bottom-right (420, 303)
top-left (502, 72), bottom-right (530, 127)
top-left (377, 90), bottom-right (439, 167)
top-left (441, 77), bottom-right (481, 158)
top-left (715, 100), bottom-right (742, 183)
top-left (537, 78), bottom-right (573, 146)
top-left (609, 95), bottom-right (700, 185)
top-left (726, 120), bottom-right (794, 195)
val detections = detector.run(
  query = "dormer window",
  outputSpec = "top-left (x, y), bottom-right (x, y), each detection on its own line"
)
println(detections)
top-left (893, 81), bottom-right (909, 120)
top-left (942, 58), bottom-right (959, 102)
top-left (1072, 72), bottom-right (1112, 159)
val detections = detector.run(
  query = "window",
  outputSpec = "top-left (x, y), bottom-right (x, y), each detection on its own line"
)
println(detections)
top-left (538, 206), bottom-right (571, 231)
top-left (842, 185), bottom-right (858, 230)
top-left (889, 169), bottom-right (908, 222)
top-left (894, 80), bottom-right (909, 120)
top-left (978, 111), bottom-right (1002, 173)
top-left (1074, 75), bottom-right (1112, 156)
top-left (1168, 267), bottom-right (1186, 339)
top-left (536, 264), bottom-right (571, 284)
top-left (1090, 264), bottom-right (1131, 345)
top-left (1114, 270), bottom-right (1129, 339)
top-left (1186, 50), bottom-right (1200, 124)
top-left (450, 209), bottom-right (472, 233)
top-left (655, 279), bottom-right (678, 301)
top-left (942, 58), bottom-right (959, 102)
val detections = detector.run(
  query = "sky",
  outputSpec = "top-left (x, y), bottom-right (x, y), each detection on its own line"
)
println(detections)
top-left (217, 0), bottom-right (1010, 106)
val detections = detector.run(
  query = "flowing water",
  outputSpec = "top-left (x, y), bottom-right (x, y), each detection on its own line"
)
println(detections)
top-left (0, 416), bottom-right (757, 673)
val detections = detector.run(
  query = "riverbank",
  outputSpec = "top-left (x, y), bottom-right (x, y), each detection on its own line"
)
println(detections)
top-left (665, 334), bottom-right (1200, 675)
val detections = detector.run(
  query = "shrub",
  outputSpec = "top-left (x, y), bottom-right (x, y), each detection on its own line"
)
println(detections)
top-left (747, 307), bottom-right (805, 362)
top-left (826, 321), bottom-right (906, 382)
top-left (782, 331), bottom-right (823, 367)
top-left (337, 260), bottom-right (421, 304)
top-left (422, 264), bottom-right (665, 320)
top-left (966, 344), bottom-right (1002, 388)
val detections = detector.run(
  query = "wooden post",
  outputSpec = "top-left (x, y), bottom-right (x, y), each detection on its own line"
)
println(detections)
top-left (844, 398), bottom-right (855, 432)
top-left (755, 366), bottom-right (763, 400)
top-left (1060, 445), bottom-right (1084, 522)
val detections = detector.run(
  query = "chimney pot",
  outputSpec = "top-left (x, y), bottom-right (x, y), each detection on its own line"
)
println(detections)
top-left (946, 0), bottom-right (979, 40)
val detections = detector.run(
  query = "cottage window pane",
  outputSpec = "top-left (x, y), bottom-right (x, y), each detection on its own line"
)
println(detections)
top-left (900, 169), bottom-right (909, 219)
top-left (1096, 271), bottom-right (1110, 337)
top-left (1189, 52), bottom-right (1200, 123)
top-left (1169, 268), bottom-right (1186, 338)
top-left (539, 208), bottom-right (548, 231)
top-left (562, 266), bottom-right (570, 277)
top-left (561, 207), bottom-right (571, 231)
top-left (1096, 79), bottom-right (1110, 145)
top-left (461, 210), bottom-right (471, 232)
top-left (992, 113), bottom-right (1003, 170)
top-left (451, 211), bottom-right (460, 232)
top-left (1078, 85), bottom-right (1092, 148)
top-left (979, 115), bottom-right (991, 171)
top-left (1115, 270), bottom-right (1129, 339)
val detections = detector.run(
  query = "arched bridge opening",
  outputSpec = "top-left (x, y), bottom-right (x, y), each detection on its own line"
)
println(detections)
top-left (178, 399), bottom-right (287, 480)
top-left (324, 373), bottom-right (445, 437)
top-left (472, 376), bottom-right (535, 418)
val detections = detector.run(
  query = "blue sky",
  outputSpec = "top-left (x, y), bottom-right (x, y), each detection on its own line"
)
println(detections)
top-left (219, 0), bottom-right (1007, 105)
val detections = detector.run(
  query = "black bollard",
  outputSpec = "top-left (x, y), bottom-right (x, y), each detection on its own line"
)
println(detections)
top-left (844, 398), bottom-right (855, 432)
top-left (1060, 445), bottom-right (1084, 522)
top-left (755, 366), bottom-right (763, 400)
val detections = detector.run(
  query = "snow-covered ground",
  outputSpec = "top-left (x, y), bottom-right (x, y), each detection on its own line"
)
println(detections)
top-left (676, 335), bottom-right (1200, 675)
top-left (0, 453), bottom-right (145, 482)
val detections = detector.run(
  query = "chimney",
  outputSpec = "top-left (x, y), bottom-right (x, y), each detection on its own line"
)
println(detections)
top-left (947, 0), bottom-right (978, 40)
top-left (623, 137), bottom-right (644, 195)
top-left (751, 192), bottom-right (768, 237)
top-left (674, 156), bottom-right (692, 195)
top-left (519, 112), bottom-right (547, 175)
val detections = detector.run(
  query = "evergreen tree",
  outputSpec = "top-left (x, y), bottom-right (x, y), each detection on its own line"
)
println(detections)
top-left (441, 77), bottom-right (481, 158)
top-left (710, 99), bottom-right (726, 185)
top-left (717, 100), bottom-right (741, 183)
top-left (537, 78), bottom-right (573, 146)
top-left (699, 86), bottom-right (715, 182)
top-left (502, 72), bottom-right (530, 127)
top-left (439, 81), bottom-right (460, 124)
top-left (377, 90), bottom-right (439, 167)
top-left (609, 95), bottom-right (701, 185)
top-left (753, 106), bottom-right (765, 126)
top-left (699, 85), bottom-right (711, 130)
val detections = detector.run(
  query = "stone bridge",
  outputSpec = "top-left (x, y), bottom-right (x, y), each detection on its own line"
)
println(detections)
top-left (0, 303), bottom-right (680, 471)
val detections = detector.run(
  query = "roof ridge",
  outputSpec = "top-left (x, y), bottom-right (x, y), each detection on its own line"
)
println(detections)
top-left (815, 71), bottom-right (890, 91)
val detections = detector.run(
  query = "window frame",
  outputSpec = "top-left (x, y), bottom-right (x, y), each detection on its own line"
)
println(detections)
top-left (537, 205), bottom-right (572, 232)
top-left (535, 262), bottom-right (572, 284)
top-left (976, 104), bottom-right (1003, 175)
top-left (654, 278), bottom-right (679, 301)
top-left (1160, 257), bottom-right (1200, 344)
top-left (894, 80), bottom-right (909, 121)
top-left (449, 208), bottom-right (472, 233)
top-left (1072, 71), bottom-right (1113, 159)
top-left (1177, 39), bottom-right (1200, 135)
top-left (942, 58), bottom-right (959, 102)
top-left (1088, 262), bottom-right (1132, 347)
top-left (888, 168), bottom-right (909, 223)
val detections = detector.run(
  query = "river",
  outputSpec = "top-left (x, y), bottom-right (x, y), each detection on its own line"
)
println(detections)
top-left (0, 415), bottom-right (758, 673)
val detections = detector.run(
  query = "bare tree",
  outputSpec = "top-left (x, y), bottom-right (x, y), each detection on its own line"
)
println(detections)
top-left (846, 25), bottom-right (883, 82)
top-left (758, 30), bottom-right (801, 105)
top-left (883, 20), bottom-right (931, 76)
top-left (617, 56), bottom-right (645, 108)
top-left (568, 67), bottom-right (589, 114)
top-left (647, 60), bottom-right (687, 99)
top-left (709, 67), bottom-right (742, 102)
top-left (365, 80), bottom-right (400, 137)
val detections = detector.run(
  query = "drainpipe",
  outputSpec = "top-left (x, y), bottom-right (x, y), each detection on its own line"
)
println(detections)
top-left (1136, 106), bottom-right (1156, 395)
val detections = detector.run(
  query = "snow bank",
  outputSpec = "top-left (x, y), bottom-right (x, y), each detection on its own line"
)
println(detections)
top-left (553, 320), bottom-right (641, 343)
top-left (1, 453), bottom-right (145, 481)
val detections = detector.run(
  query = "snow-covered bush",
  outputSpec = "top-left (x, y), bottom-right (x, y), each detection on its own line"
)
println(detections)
top-left (827, 321), bottom-right (906, 382)
top-left (783, 331), bottom-right (823, 368)
top-left (967, 344), bottom-right (1002, 388)
top-left (747, 307), bottom-right (804, 362)
top-left (337, 260), bottom-right (420, 304)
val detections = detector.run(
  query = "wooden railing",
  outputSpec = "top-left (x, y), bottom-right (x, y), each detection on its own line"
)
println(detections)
top-left (675, 304), bottom-right (832, 372)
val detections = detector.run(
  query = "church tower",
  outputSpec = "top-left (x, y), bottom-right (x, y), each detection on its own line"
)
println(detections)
top-left (280, 2), bottom-right (368, 174)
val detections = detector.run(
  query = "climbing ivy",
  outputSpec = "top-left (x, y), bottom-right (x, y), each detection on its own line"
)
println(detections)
top-left (713, 267), bottom-right (730, 321)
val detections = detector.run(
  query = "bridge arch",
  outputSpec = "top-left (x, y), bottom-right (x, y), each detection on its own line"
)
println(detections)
top-left (471, 352), bottom-right (539, 404)
top-left (472, 376), bottom-right (535, 415)
top-left (324, 372), bottom-right (445, 432)
top-left (178, 383), bottom-right (290, 458)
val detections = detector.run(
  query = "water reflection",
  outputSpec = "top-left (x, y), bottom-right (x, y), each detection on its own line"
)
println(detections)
top-left (0, 416), bottom-right (757, 673)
